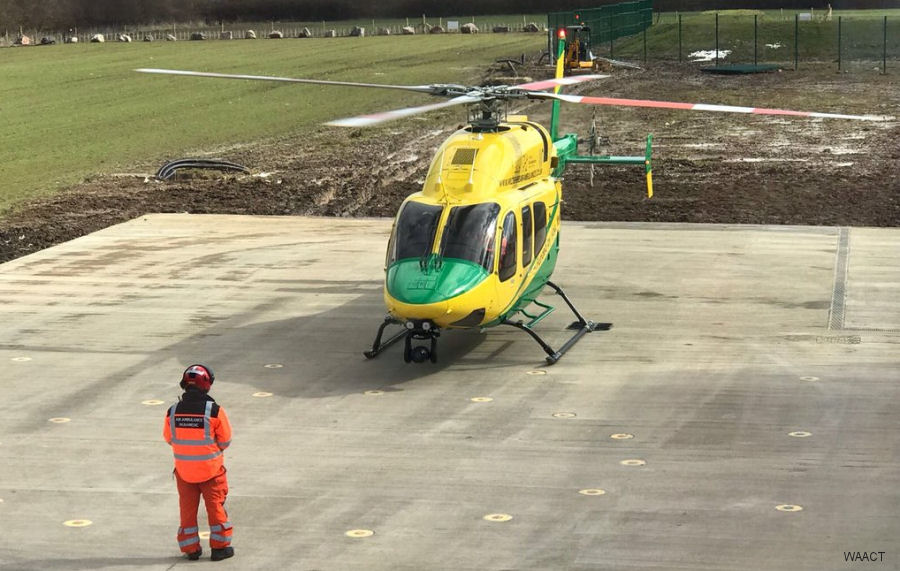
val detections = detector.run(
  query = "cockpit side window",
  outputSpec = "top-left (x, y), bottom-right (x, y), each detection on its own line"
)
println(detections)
top-left (498, 211), bottom-right (518, 282)
top-left (533, 201), bottom-right (547, 255)
top-left (521, 205), bottom-right (533, 266)
top-left (439, 203), bottom-right (500, 271)
top-left (388, 201), bottom-right (443, 264)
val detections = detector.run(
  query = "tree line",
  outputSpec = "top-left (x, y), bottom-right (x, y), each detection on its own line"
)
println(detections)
top-left (1, 0), bottom-right (894, 31)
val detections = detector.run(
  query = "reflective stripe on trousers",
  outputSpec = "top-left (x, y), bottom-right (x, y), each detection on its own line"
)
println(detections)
top-left (175, 469), bottom-right (231, 552)
top-left (177, 526), bottom-right (200, 551)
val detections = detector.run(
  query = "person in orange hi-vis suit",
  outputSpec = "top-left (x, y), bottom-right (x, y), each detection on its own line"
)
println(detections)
top-left (163, 364), bottom-right (234, 562)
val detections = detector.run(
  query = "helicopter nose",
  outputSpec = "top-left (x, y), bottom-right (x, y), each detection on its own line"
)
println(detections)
top-left (386, 258), bottom-right (489, 305)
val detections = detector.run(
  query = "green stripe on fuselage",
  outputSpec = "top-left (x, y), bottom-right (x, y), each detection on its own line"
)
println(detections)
top-left (514, 234), bottom-right (559, 311)
top-left (386, 258), bottom-right (490, 304)
top-left (484, 234), bottom-right (559, 327)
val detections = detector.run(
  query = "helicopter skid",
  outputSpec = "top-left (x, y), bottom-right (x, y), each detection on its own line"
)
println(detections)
top-left (502, 281), bottom-right (611, 365)
top-left (567, 321), bottom-right (612, 331)
top-left (364, 316), bottom-right (440, 364)
top-left (363, 316), bottom-right (406, 359)
top-left (501, 320), bottom-right (599, 365)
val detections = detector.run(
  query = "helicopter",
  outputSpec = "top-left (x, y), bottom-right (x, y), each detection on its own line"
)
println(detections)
top-left (137, 30), bottom-right (885, 365)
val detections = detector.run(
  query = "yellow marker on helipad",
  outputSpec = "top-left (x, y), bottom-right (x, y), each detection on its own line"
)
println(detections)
top-left (483, 513), bottom-right (513, 522)
top-left (63, 520), bottom-right (92, 527)
top-left (345, 529), bottom-right (374, 538)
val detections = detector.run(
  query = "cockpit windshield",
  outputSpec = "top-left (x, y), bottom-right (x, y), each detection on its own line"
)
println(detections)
top-left (439, 203), bottom-right (501, 271)
top-left (388, 201), bottom-right (443, 264)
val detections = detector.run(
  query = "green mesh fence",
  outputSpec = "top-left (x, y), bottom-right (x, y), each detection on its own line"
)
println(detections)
top-left (606, 11), bottom-right (897, 71)
top-left (548, 0), bottom-right (653, 48)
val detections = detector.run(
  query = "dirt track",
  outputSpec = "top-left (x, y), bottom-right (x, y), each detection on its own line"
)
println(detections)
top-left (1, 62), bottom-right (897, 263)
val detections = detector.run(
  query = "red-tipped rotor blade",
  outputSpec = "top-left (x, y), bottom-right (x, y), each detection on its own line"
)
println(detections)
top-left (532, 92), bottom-right (890, 121)
top-left (326, 95), bottom-right (481, 128)
top-left (514, 74), bottom-right (608, 91)
top-left (135, 68), bottom-right (440, 94)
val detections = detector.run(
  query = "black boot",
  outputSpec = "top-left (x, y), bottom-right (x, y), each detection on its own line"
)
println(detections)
top-left (185, 548), bottom-right (202, 560)
top-left (211, 546), bottom-right (234, 561)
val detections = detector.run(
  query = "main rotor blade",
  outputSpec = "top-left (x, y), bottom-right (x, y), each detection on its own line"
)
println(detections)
top-left (135, 68), bottom-right (440, 94)
top-left (531, 92), bottom-right (890, 121)
top-left (514, 74), bottom-right (609, 92)
top-left (326, 95), bottom-right (481, 128)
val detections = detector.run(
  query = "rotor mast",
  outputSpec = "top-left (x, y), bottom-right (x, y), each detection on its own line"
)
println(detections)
top-left (467, 98), bottom-right (509, 132)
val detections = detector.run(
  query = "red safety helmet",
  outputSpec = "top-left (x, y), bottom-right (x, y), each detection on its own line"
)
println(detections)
top-left (180, 364), bottom-right (215, 391)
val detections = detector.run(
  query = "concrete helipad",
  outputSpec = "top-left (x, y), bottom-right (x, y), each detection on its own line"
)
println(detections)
top-left (0, 214), bottom-right (897, 570)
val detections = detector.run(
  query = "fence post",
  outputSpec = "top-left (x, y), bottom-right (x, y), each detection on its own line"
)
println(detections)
top-left (884, 16), bottom-right (888, 75)
top-left (609, 18), bottom-right (614, 59)
top-left (794, 13), bottom-right (799, 71)
top-left (643, 23), bottom-right (647, 63)
top-left (678, 13), bottom-right (682, 62)
top-left (837, 16), bottom-right (842, 72)
top-left (715, 12), bottom-right (719, 67)
top-left (547, 16), bottom-right (552, 59)
top-left (754, 14), bottom-right (758, 66)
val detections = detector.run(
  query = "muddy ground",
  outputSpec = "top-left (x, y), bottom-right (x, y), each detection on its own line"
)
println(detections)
top-left (1, 62), bottom-right (897, 263)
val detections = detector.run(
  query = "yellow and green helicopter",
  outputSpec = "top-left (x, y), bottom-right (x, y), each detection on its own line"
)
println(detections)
top-left (138, 30), bottom-right (882, 365)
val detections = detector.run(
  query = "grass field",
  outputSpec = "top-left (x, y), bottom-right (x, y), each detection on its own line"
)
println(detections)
top-left (0, 34), bottom-right (545, 214)
top-left (2, 10), bottom-right (897, 216)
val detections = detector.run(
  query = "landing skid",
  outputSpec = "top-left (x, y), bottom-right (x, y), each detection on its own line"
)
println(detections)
top-left (363, 316), bottom-right (439, 363)
top-left (363, 282), bottom-right (608, 365)
top-left (502, 281), bottom-right (611, 365)
top-left (363, 316), bottom-right (406, 359)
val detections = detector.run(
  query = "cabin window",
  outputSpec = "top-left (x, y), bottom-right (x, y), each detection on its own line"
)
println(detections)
top-left (533, 201), bottom-right (547, 255)
top-left (389, 201), bottom-right (443, 264)
top-left (498, 211), bottom-right (518, 282)
top-left (439, 202), bottom-right (500, 271)
top-left (521, 205), bottom-right (533, 266)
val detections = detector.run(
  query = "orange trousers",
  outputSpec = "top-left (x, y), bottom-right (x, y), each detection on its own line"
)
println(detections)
top-left (175, 469), bottom-right (232, 553)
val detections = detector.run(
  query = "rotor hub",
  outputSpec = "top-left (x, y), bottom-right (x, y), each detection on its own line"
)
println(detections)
top-left (467, 98), bottom-right (510, 132)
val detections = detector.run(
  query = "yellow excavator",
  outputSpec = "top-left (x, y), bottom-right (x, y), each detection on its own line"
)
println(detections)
top-left (562, 25), bottom-right (596, 74)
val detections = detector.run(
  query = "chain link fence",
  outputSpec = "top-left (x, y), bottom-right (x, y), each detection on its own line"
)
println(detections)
top-left (594, 11), bottom-right (898, 73)
top-left (548, 0), bottom-right (653, 45)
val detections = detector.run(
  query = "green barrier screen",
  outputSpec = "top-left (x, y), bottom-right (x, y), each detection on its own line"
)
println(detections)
top-left (548, 0), bottom-right (653, 50)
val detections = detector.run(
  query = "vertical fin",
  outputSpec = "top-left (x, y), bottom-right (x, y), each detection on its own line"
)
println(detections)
top-left (550, 30), bottom-right (566, 141)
